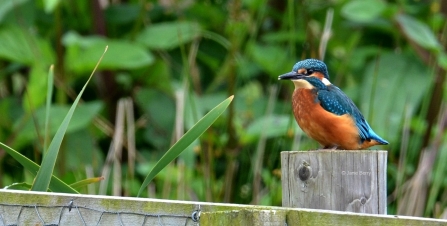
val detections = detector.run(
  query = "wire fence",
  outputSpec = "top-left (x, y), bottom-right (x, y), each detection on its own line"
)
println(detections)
top-left (1, 190), bottom-right (447, 226)
top-left (0, 200), bottom-right (201, 226)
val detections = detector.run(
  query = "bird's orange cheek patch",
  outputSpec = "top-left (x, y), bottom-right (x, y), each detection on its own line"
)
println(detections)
top-left (311, 72), bottom-right (325, 80)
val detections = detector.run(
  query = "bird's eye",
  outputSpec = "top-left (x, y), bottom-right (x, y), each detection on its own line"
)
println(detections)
top-left (306, 69), bottom-right (314, 75)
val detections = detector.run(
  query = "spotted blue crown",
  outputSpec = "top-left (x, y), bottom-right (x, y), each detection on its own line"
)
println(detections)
top-left (292, 59), bottom-right (330, 79)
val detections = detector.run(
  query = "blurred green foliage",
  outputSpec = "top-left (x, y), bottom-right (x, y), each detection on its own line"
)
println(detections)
top-left (0, 0), bottom-right (447, 218)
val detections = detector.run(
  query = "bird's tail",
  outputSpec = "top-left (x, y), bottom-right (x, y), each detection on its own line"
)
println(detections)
top-left (369, 130), bottom-right (389, 145)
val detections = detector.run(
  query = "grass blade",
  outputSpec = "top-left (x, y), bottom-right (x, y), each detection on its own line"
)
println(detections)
top-left (44, 65), bottom-right (54, 153)
top-left (137, 95), bottom-right (234, 197)
top-left (3, 182), bottom-right (32, 190)
top-left (31, 46), bottom-right (108, 191)
top-left (70, 176), bottom-right (104, 189)
top-left (0, 142), bottom-right (78, 193)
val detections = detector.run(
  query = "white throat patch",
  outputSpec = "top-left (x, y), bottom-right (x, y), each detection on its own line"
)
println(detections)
top-left (322, 77), bottom-right (331, 85)
top-left (292, 77), bottom-right (331, 89)
top-left (292, 79), bottom-right (313, 89)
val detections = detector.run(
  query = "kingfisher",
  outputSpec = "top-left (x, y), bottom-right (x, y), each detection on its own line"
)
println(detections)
top-left (278, 59), bottom-right (388, 150)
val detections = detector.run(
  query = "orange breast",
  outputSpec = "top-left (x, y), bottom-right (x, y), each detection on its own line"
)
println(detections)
top-left (292, 89), bottom-right (367, 150)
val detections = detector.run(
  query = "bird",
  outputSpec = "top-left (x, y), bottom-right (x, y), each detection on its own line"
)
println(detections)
top-left (278, 59), bottom-right (388, 150)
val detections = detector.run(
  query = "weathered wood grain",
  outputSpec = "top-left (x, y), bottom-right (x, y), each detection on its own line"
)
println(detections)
top-left (0, 189), bottom-right (446, 225)
top-left (201, 208), bottom-right (447, 226)
top-left (281, 150), bottom-right (387, 214)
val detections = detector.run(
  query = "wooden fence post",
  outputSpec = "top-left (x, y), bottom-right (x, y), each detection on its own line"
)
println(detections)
top-left (281, 150), bottom-right (387, 214)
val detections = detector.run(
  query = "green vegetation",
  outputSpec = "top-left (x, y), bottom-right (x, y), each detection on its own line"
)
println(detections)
top-left (0, 0), bottom-right (446, 218)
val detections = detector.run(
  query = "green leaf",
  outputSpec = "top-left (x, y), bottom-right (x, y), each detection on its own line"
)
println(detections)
top-left (262, 31), bottom-right (305, 43)
top-left (63, 32), bottom-right (154, 73)
top-left (360, 52), bottom-right (431, 145)
top-left (44, 65), bottom-right (54, 152)
top-left (139, 60), bottom-right (173, 93)
top-left (105, 4), bottom-right (140, 24)
top-left (70, 176), bottom-right (104, 189)
top-left (3, 182), bottom-right (32, 190)
top-left (43, 0), bottom-right (60, 13)
top-left (244, 115), bottom-right (292, 142)
top-left (135, 89), bottom-right (175, 150)
top-left (137, 21), bottom-right (201, 49)
top-left (0, 142), bottom-right (78, 193)
top-left (82, 41), bottom-right (153, 70)
top-left (186, 3), bottom-right (226, 30)
top-left (0, 0), bottom-right (29, 22)
top-left (247, 42), bottom-right (293, 78)
top-left (137, 95), bottom-right (234, 197)
top-left (0, 25), bottom-right (54, 65)
top-left (437, 52), bottom-right (447, 70)
top-left (23, 65), bottom-right (48, 112)
top-left (201, 30), bottom-right (231, 49)
top-left (13, 102), bottom-right (103, 149)
top-left (31, 46), bottom-right (108, 191)
top-left (396, 14), bottom-right (441, 50)
top-left (64, 130), bottom-right (99, 168)
top-left (341, 0), bottom-right (386, 23)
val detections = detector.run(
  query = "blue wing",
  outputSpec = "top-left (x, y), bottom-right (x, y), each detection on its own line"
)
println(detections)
top-left (317, 85), bottom-right (387, 144)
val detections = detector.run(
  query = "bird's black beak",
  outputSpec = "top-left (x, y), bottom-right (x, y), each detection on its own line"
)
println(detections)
top-left (278, 72), bottom-right (306, 80)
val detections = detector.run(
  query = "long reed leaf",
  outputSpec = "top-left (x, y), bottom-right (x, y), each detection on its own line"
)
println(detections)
top-left (43, 65), bottom-right (54, 153)
top-left (137, 95), bottom-right (234, 197)
top-left (31, 46), bottom-right (108, 191)
top-left (70, 176), bottom-right (104, 189)
top-left (0, 142), bottom-right (78, 193)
